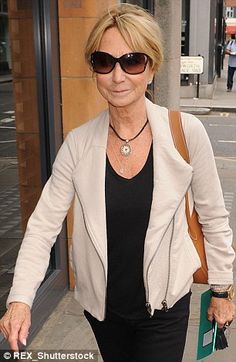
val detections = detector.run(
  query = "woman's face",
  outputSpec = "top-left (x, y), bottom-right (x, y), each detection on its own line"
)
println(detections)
top-left (95, 27), bottom-right (154, 109)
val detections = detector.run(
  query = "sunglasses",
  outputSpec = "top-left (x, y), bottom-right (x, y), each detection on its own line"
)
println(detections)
top-left (90, 51), bottom-right (149, 75)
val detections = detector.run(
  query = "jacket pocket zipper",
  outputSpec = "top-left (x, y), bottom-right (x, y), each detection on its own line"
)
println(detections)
top-left (145, 189), bottom-right (188, 315)
top-left (161, 215), bottom-right (175, 312)
top-left (145, 216), bottom-right (175, 316)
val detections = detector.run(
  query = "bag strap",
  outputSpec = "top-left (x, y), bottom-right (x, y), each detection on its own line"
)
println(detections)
top-left (168, 110), bottom-right (190, 163)
top-left (168, 110), bottom-right (192, 222)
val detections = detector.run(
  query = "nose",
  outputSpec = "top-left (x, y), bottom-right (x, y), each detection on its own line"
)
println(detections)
top-left (112, 62), bottom-right (126, 83)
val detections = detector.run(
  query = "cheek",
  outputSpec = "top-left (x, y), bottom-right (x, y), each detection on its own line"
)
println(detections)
top-left (95, 77), bottom-right (111, 100)
top-left (96, 75), bottom-right (110, 90)
top-left (133, 76), bottom-right (149, 90)
top-left (95, 77), bottom-right (106, 97)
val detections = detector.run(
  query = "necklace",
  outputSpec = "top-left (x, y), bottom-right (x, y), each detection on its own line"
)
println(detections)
top-left (109, 119), bottom-right (149, 156)
top-left (110, 141), bottom-right (130, 176)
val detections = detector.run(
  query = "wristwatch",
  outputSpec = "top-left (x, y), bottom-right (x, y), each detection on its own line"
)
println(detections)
top-left (211, 285), bottom-right (235, 301)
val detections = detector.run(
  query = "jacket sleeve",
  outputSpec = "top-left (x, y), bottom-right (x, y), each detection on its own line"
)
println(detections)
top-left (182, 112), bottom-right (235, 284)
top-left (6, 130), bottom-right (77, 308)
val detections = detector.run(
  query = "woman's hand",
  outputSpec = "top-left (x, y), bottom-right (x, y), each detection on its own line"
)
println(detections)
top-left (207, 297), bottom-right (235, 328)
top-left (0, 302), bottom-right (31, 351)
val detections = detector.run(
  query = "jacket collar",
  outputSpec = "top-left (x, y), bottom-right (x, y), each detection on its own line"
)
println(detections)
top-left (73, 98), bottom-right (193, 271)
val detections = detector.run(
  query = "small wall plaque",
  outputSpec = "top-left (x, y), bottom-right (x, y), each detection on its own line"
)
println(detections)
top-left (180, 56), bottom-right (204, 74)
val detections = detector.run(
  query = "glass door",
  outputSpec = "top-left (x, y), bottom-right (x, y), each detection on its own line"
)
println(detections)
top-left (0, 0), bottom-right (68, 346)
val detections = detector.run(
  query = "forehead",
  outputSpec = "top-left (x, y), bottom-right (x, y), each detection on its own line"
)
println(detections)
top-left (98, 27), bottom-right (133, 56)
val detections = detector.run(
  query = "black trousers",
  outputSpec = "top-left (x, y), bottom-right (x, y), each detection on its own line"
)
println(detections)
top-left (84, 291), bottom-right (191, 362)
top-left (227, 65), bottom-right (236, 90)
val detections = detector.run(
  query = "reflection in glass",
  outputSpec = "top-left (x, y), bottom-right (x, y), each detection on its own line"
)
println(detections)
top-left (0, 0), bottom-right (48, 316)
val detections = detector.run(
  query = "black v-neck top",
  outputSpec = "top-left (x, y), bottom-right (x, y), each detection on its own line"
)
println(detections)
top-left (105, 144), bottom-right (153, 319)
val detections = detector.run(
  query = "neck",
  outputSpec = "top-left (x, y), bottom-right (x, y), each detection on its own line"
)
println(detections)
top-left (108, 97), bottom-right (147, 137)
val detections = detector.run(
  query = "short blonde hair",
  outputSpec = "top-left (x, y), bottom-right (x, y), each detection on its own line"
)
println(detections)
top-left (85, 3), bottom-right (163, 73)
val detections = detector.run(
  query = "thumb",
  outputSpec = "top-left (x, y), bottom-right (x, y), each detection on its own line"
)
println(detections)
top-left (207, 308), bottom-right (214, 322)
top-left (207, 314), bottom-right (214, 322)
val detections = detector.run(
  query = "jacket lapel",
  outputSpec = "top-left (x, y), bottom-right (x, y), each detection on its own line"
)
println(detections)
top-left (144, 99), bottom-right (193, 267)
top-left (72, 111), bottom-right (109, 271)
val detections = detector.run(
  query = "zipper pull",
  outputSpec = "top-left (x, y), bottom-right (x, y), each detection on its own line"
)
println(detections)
top-left (161, 299), bottom-right (169, 312)
top-left (145, 302), bottom-right (152, 317)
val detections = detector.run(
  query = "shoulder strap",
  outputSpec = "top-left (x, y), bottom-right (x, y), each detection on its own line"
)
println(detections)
top-left (169, 110), bottom-right (208, 283)
top-left (169, 110), bottom-right (192, 221)
top-left (168, 110), bottom-right (190, 163)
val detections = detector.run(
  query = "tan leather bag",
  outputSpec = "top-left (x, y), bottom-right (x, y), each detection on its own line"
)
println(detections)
top-left (169, 110), bottom-right (208, 284)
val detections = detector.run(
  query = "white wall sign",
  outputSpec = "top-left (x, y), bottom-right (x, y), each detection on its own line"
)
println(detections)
top-left (180, 56), bottom-right (204, 74)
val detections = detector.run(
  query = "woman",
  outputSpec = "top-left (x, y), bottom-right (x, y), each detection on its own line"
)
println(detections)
top-left (0, 4), bottom-right (235, 361)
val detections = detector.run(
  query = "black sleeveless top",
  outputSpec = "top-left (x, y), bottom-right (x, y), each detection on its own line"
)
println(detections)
top-left (105, 144), bottom-right (153, 319)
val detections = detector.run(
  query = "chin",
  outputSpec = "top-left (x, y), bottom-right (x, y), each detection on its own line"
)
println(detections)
top-left (108, 99), bottom-right (133, 108)
top-left (106, 94), bottom-right (142, 109)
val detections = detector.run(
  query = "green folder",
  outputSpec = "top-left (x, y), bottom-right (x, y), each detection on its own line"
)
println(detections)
top-left (196, 289), bottom-right (218, 360)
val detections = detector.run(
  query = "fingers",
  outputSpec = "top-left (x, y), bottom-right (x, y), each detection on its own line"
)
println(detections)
top-left (215, 317), bottom-right (227, 329)
top-left (0, 318), bottom-right (30, 351)
top-left (18, 319), bottom-right (31, 346)
top-left (0, 317), bottom-right (9, 340)
top-left (8, 323), bottom-right (21, 352)
top-left (207, 299), bottom-right (235, 329)
top-left (0, 302), bottom-right (31, 351)
top-left (207, 305), bottom-right (214, 322)
top-left (0, 329), bottom-right (8, 340)
top-left (207, 309), bottom-right (213, 320)
top-left (208, 310), bottom-right (227, 328)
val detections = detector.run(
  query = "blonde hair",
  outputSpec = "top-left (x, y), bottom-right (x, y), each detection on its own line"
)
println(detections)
top-left (85, 3), bottom-right (163, 73)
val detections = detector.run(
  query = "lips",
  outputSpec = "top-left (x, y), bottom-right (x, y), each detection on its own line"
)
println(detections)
top-left (111, 89), bottom-right (129, 93)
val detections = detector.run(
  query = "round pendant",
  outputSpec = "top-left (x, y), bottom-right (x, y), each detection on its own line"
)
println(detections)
top-left (120, 142), bottom-right (131, 156)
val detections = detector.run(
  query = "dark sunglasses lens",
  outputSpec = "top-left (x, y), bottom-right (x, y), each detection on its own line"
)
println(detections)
top-left (121, 53), bottom-right (147, 74)
top-left (91, 52), bottom-right (114, 74)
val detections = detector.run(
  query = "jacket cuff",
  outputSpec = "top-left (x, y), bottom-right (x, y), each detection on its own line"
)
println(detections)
top-left (6, 294), bottom-right (33, 310)
top-left (208, 271), bottom-right (234, 285)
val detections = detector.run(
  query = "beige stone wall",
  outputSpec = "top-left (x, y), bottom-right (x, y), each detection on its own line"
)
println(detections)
top-left (58, 0), bottom-right (118, 288)
top-left (154, 0), bottom-right (181, 110)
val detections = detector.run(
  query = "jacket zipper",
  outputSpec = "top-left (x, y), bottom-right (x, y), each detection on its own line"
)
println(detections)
top-left (161, 215), bottom-right (175, 312)
top-left (145, 191), bottom-right (188, 315)
top-left (145, 217), bottom-right (175, 316)
top-left (80, 204), bottom-right (107, 320)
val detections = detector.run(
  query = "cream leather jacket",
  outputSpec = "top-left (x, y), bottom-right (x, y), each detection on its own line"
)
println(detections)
top-left (7, 99), bottom-right (235, 321)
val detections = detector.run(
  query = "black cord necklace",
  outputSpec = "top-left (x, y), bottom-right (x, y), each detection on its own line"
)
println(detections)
top-left (109, 119), bottom-right (149, 156)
